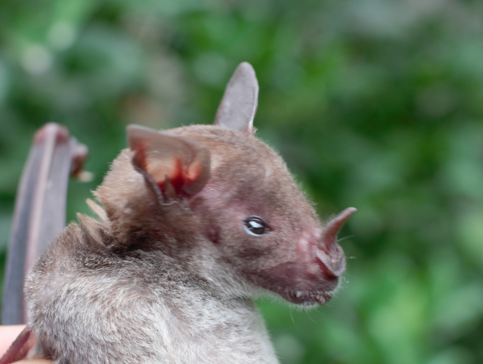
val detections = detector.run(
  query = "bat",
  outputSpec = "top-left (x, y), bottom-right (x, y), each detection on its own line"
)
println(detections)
top-left (2, 62), bottom-right (355, 364)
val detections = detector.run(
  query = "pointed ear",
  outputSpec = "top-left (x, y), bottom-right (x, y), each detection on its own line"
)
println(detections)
top-left (214, 62), bottom-right (259, 134)
top-left (127, 125), bottom-right (211, 201)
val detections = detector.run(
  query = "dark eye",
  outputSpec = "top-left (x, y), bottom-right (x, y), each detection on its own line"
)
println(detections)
top-left (243, 217), bottom-right (268, 236)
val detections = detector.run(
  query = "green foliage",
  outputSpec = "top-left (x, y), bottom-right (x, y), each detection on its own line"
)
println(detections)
top-left (1, 0), bottom-right (483, 363)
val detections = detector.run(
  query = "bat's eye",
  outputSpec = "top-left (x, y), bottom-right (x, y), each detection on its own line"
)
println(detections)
top-left (244, 217), bottom-right (268, 236)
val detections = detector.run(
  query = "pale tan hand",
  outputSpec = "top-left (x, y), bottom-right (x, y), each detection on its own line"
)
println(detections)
top-left (0, 326), bottom-right (53, 364)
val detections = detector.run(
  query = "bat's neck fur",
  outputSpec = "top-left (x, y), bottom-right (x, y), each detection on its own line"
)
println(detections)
top-left (27, 209), bottom-right (278, 363)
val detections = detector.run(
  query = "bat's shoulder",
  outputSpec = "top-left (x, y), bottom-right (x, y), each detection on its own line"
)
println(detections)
top-left (26, 216), bottom-right (117, 283)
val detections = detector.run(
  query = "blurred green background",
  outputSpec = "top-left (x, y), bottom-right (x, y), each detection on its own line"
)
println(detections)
top-left (1, 0), bottom-right (483, 363)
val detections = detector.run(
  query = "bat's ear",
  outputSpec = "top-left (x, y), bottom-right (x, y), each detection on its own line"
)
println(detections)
top-left (127, 125), bottom-right (211, 203)
top-left (214, 62), bottom-right (259, 135)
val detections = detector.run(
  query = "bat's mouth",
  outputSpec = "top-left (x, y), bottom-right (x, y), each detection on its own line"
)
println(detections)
top-left (280, 288), bottom-right (333, 306)
top-left (247, 271), bottom-right (336, 306)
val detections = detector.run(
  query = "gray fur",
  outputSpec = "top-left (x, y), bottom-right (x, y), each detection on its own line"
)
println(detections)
top-left (26, 220), bottom-right (277, 363)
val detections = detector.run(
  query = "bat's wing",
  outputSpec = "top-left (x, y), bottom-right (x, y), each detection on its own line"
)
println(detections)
top-left (2, 123), bottom-right (88, 325)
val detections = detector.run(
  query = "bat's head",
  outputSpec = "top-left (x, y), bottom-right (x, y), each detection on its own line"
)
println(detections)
top-left (96, 63), bottom-right (355, 307)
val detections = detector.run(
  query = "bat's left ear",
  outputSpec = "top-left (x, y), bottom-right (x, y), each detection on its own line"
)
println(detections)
top-left (127, 125), bottom-right (210, 203)
top-left (214, 62), bottom-right (259, 135)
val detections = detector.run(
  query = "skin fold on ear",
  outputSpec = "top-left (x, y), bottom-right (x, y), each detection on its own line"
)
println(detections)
top-left (214, 62), bottom-right (259, 134)
top-left (127, 125), bottom-right (211, 203)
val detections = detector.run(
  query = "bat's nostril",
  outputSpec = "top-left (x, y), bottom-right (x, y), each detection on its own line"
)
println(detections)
top-left (316, 247), bottom-right (346, 278)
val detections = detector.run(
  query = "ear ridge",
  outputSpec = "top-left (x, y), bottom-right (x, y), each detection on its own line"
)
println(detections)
top-left (127, 125), bottom-right (211, 200)
top-left (214, 62), bottom-right (259, 134)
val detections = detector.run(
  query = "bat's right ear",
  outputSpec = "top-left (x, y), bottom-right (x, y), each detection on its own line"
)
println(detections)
top-left (214, 62), bottom-right (259, 135)
top-left (127, 125), bottom-right (211, 204)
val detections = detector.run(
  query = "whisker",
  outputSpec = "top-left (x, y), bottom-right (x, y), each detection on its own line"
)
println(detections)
top-left (306, 310), bottom-right (316, 323)
top-left (337, 235), bottom-right (353, 243)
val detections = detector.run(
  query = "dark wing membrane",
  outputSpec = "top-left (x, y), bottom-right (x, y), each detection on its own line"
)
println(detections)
top-left (2, 123), bottom-right (88, 325)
